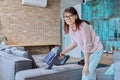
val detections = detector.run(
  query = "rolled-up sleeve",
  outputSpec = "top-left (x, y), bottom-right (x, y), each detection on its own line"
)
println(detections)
top-left (80, 22), bottom-right (93, 53)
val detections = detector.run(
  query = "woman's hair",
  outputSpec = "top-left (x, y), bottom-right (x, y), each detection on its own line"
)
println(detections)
top-left (63, 7), bottom-right (89, 34)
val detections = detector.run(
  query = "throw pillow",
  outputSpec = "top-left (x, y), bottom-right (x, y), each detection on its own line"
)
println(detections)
top-left (3, 48), bottom-right (12, 54)
top-left (0, 44), bottom-right (11, 51)
top-left (12, 46), bottom-right (25, 51)
top-left (104, 64), bottom-right (114, 76)
top-left (10, 47), bottom-right (26, 57)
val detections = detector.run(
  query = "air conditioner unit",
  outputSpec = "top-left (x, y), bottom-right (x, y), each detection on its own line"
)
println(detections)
top-left (22, 0), bottom-right (47, 8)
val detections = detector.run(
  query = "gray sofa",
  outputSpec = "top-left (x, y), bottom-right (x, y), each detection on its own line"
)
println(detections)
top-left (0, 47), bottom-right (118, 80)
top-left (0, 50), bottom-right (83, 80)
top-left (114, 51), bottom-right (120, 80)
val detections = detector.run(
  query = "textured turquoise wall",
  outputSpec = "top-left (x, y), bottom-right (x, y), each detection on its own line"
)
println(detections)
top-left (82, 2), bottom-right (92, 22)
top-left (82, 0), bottom-right (120, 51)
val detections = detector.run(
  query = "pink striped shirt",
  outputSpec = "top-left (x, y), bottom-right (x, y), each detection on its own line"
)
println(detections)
top-left (69, 22), bottom-right (103, 53)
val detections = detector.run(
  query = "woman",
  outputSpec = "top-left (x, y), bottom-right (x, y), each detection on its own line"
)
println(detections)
top-left (60, 7), bottom-right (103, 80)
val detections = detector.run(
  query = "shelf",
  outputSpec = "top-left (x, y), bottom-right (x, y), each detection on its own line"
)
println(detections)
top-left (106, 41), bottom-right (120, 51)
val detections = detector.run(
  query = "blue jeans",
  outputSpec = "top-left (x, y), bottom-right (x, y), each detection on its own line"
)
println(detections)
top-left (81, 49), bottom-right (103, 80)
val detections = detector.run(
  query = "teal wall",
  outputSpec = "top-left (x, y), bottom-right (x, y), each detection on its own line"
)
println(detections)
top-left (82, 0), bottom-right (120, 51)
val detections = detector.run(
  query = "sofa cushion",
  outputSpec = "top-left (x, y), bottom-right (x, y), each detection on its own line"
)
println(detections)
top-left (15, 64), bottom-right (83, 80)
top-left (32, 54), bottom-right (80, 68)
top-left (32, 54), bottom-right (48, 68)
top-left (10, 47), bottom-right (37, 68)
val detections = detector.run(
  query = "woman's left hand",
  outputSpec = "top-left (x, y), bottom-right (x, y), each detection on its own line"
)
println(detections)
top-left (82, 64), bottom-right (89, 75)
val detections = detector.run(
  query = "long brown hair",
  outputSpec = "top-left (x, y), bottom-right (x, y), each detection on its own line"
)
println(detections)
top-left (63, 7), bottom-right (89, 34)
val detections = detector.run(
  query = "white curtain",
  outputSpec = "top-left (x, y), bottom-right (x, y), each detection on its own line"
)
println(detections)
top-left (22, 0), bottom-right (47, 7)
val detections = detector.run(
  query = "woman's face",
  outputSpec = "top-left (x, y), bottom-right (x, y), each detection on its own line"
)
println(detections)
top-left (64, 12), bottom-right (77, 26)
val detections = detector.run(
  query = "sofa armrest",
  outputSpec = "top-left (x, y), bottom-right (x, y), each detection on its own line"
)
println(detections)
top-left (0, 51), bottom-right (32, 80)
top-left (15, 64), bottom-right (83, 80)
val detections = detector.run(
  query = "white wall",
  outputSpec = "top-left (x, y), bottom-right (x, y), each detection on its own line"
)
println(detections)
top-left (61, 4), bottom-right (83, 58)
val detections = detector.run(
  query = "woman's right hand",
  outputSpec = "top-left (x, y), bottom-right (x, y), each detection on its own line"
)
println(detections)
top-left (59, 52), bottom-right (65, 59)
top-left (59, 43), bottom-right (76, 59)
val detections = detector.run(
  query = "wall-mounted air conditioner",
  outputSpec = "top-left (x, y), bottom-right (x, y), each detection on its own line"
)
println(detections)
top-left (22, 0), bottom-right (47, 8)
